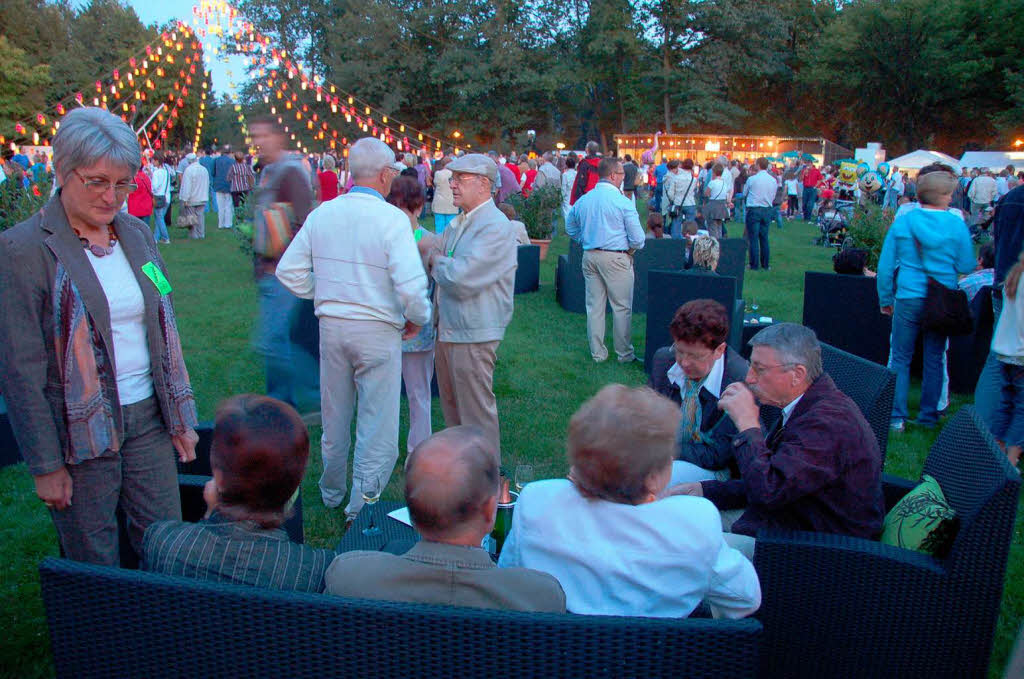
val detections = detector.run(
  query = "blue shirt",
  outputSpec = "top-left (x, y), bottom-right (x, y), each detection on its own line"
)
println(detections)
top-left (348, 185), bottom-right (384, 200)
top-left (994, 184), bottom-right (1024, 285)
top-left (565, 181), bottom-right (645, 251)
top-left (212, 155), bottom-right (235, 193)
top-left (876, 207), bottom-right (976, 306)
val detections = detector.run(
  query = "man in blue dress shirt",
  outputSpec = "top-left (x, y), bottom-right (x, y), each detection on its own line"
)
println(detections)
top-left (565, 158), bottom-right (646, 362)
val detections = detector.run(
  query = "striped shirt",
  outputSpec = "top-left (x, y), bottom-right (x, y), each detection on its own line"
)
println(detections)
top-left (227, 162), bottom-right (255, 193)
top-left (142, 511), bottom-right (334, 593)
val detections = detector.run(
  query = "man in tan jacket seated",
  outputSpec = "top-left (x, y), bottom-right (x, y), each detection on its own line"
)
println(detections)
top-left (324, 427), bottom-right (566, 612)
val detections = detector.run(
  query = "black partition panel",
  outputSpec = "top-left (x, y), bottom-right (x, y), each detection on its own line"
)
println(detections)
top-left (802, 271), bottom-right (892, 366)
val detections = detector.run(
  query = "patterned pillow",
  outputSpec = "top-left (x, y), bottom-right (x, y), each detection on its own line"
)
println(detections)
top-left (880, 474), bottom-right (960, 557)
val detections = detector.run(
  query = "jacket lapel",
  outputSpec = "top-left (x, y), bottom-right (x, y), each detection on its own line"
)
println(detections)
top-left (41, 195), bottom-right (115, 360)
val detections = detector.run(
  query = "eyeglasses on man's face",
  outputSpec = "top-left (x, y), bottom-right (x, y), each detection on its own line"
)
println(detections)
top-left (748, 362), bottom-right (795, 378)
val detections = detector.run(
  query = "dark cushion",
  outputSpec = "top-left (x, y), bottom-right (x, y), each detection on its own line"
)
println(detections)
top-left (645, 271), bottom-right (740, 373)
top-left (514, 245), bottom-right (540, 294)
top-left (803, 271), bottom-right (892, 365)
top-left (717, 238), bottom-right (748, 298)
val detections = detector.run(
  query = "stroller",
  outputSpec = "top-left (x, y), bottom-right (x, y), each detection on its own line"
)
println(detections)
top-left (817, 199), bottom-right (853, 247)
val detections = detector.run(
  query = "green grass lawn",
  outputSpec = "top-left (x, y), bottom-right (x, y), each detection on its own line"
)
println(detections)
top-left (0, 211), bottom-right (1020, 677)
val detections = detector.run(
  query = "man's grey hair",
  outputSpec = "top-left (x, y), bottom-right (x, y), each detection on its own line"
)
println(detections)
top-left (586, 141), bottom-right (600, 156)
top-left (52, 107), bottom-right (141, 178)
top-left (749, 323), bottom-right (823, 382)
top-left (487, 150), bottom-right (499, 158)
top-left (542, 151), bottom-right (553, 162)
top-left (349, 137), bottom-right (396, 179)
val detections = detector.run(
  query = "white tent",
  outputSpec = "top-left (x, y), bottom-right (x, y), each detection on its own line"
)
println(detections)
top-left (959, 151), bottom-right (1024, 172)
top-left (887, 149), bottom-right (962, 174)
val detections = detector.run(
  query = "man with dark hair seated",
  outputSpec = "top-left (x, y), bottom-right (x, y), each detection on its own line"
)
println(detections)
top-left (649, 300), bottom-right (748, 483)
top-left (324, 426), bottom-right (566, 612)
top-left (142, 395), bottom-right (334, 592)
top-left (668, 323), bottom-right (885, 558)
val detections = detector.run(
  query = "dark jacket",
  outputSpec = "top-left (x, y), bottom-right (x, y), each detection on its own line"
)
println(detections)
top-left (993, 184), bottom-right (1024, 285)
top-left (701, 373), bottom-right (884, 540)
top-left (649, 345), bottom-right (749, 470)
top-left (0, 195), bottom-right (192, 476)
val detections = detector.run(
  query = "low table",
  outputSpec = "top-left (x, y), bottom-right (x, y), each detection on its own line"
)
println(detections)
top-left (336, 500), bottom-right (419, 553)
top-left (740, 314), bottom-right (776, 357)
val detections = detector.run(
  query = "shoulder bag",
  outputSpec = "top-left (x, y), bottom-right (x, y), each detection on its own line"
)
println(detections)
top-left (912, 233), bottom-right (973, 336)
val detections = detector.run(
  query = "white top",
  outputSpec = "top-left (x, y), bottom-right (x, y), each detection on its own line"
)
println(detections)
top-left (996, 176), bottom-right (1009, 197)
top-left (893, 202), bottom-right (965, 222)
top-left (781, 394), bottom-right (804, 426)
top-left (498, 479), bottom-right (761, 619)
top-left (86, 242), bottom-right (154, 405)
top-left (667, 352), bottom-right (725, 398)
top-left (178, 162), bottom-right (209, 205)
top-left (745, 170), bottom-right (778, 208)
top-left (968, 175), bottom-right (998, 204)
top-left (705, 177), bottom-right (732, 201)
top-left (992, 276), bottom-right (1024, 360)
top-left (276, 191), bottom-right (432, 328)
top-left (785, 178), bottom-right (801, 195)
top-left (561, 169), bottom-right (577, 209)
top-left (150, 166), bottom-right (171, 200)
top-left (431, 168), bottom-right (457, 215)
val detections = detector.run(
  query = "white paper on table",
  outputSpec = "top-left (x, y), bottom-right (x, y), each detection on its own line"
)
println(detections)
top-left (387, 506), bottom-right (413, 526)
top-left (758, 316), bottom-right (773, 324)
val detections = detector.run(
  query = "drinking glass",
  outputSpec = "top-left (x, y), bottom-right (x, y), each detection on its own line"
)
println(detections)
top-left (751, 298), bottom-right (760, 314)
top-left (361, 474), bottom-right (382, 537)
top-left (514, 464), bottom-right (534, 493)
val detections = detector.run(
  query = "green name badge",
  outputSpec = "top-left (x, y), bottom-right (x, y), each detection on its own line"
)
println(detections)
top-left (142, 261), bottom-right (172, 295)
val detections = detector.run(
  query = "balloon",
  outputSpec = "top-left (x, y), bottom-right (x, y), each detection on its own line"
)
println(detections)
top-left (859, 171), bottom-right (883, 194)
top-left (856, 162), bottom-right (871, 178)
top-left (876, 162), bottom-right (890, 179)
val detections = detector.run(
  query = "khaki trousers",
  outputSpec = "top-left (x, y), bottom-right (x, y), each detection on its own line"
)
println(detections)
top-left (582, 249), bottom-right (635, 362)
top-left (318, 317), bottom-right (402, 519)
top-left (434, 340), bottom-right (501, 453)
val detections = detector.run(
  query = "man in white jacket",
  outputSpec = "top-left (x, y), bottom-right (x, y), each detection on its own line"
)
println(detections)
top-left (426, 154), bottom-right (518, 455)
top-left (276, 137), bottom-right (432, 521)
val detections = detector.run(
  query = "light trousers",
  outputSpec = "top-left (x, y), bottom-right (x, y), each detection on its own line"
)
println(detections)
top-left (582, 249), bottom-right (635, 362)
top-left (215, 192), bottom-right (234, 228)
top-left (402, 348), bottom-right (435, 453)
top-left (435, 340), bottom-right (501, 454)
top-left (318, 317), bottom-right (402, 519)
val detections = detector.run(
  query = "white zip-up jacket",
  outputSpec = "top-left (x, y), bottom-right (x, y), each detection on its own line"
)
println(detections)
top-left (276, 189), bottom-right (431, 329)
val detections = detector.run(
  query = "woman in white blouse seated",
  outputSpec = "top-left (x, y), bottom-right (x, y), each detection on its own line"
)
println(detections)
top-left (498, 384), bottom-right (761, 619)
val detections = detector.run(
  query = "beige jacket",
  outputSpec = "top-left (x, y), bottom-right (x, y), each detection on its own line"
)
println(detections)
top-left (325, 540), bottom-right (566, 613)
top-left (432, 199), bottom-right (517, 343)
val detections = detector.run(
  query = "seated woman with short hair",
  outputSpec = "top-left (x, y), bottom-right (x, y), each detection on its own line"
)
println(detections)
top-left (143, 395), bottom-right (334, 592)
top-left (498, 385), bottom-right (761, 619)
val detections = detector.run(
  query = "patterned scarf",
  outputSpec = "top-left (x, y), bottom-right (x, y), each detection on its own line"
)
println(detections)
top-left (680, 377), bottom-right (712, 445)
top-left (52, 240), bottom-right (197, 465)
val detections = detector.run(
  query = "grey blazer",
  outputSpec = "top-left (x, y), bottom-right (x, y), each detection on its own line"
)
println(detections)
top-left (0, 195), bottom-right (190, 476)
top-left (325, 540), bottom-right (566, 613)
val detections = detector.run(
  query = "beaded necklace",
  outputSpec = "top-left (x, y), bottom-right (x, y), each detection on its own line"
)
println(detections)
top-left (74, 225), bottom-right (118, 257)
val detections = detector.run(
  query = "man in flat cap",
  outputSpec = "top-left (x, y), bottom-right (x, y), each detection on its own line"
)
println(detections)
top-left (426, 153), bottom-right (518, 457)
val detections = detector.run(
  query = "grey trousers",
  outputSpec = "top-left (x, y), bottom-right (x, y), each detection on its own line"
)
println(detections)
top-left (318, 317), bottom-right (403, 519)
top-left (50, 395), bottom-right (181, 566)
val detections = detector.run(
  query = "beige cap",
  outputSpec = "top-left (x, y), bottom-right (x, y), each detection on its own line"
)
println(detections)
top-left (447, 153), bottom-right (497, 185)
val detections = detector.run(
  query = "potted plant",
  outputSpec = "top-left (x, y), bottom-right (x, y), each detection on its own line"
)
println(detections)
top-left (509, 184), bottom-right (561, 259)
top-left (847, 202), bottom-right (893, 270)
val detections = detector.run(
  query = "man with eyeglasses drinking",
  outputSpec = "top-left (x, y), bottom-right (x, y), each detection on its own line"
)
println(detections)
top-left (665, 323), bottom-right (884, 558)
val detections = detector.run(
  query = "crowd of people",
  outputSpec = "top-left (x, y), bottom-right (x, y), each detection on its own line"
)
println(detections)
top-left (1, 107), bottom-right (1022, 631)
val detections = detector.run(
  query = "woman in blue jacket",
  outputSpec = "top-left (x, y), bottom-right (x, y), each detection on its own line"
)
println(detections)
top-left (877, 171), bottom-right (975, 431)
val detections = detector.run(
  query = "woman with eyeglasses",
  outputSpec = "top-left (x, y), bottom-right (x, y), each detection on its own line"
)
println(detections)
top-left (0, 107), bottom-right (199, 567)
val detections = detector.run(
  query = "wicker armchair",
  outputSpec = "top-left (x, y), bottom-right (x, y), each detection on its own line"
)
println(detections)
top-left (753, 406), bottom-right (1020, 679)
top-left (40, 557), bottom-right (763, 679)
top-left (820, 341), bottom-right (896, 462)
